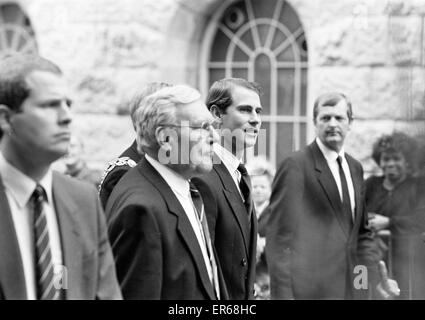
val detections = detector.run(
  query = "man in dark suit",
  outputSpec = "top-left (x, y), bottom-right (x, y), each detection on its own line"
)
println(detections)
top-left (98, 82), bottom-right (171, 209)
top-left (106, 85), bottom-right (228, 300)
top-left (0, 54), bottom-right (121, 299)
top-left (266, 92), bottom-right (400, 300)
top-left (192, 78), bottom-right (263, 300)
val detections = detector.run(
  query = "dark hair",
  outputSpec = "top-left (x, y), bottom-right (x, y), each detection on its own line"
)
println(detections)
top-left (371, 131), bottom-right (418, 167)
top-left (0, 53), bottom-right (62, 112)
top-left (313, 92), bottom-right (353, 122)
top-left (206, 78), bottom-right (262, 113)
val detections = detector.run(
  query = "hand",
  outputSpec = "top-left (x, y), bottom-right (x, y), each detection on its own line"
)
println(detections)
top-left (368, 213), bottom-right (390, 231)
top-left (376, 260), bottom-right (400, 299)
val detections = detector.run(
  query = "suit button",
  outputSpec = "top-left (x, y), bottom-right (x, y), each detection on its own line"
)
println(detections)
top-left (241, 258), bottom-right (247, 266)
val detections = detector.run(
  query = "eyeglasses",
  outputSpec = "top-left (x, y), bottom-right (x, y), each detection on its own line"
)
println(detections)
top-left (159, 121), bottom-right (215, 131)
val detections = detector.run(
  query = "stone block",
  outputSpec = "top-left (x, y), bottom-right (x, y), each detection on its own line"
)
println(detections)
top-left (70, 114), bottom-right (135, 169)
top-left (71, 67), bottom-right (161, 114)
top-left (369, 67), bottom-right (425, 120)
top-left (175, 0), bottom-right (221, 16)
top-left (309, 66), bottom-right (374, 118)
top-left (310, 66), bottom-right (425, 120)
top-left (30, 0), bottom-right (176, 28)
top-left (384, 0), bottom-right (425, 16)
top-left (100, 23), bottom-right (163, 68)
top-left (387, 16), bottom-right (422, 66)
top-left (310, 16), bottom-right (389, 67)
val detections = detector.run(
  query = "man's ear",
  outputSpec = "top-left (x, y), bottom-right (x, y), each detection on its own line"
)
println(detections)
top-left (155, 126), bottom-right (172, 149)
top-left (210, 105), bottom-right (223, 125)
top-left (0, 104), bottom-right (12, 134)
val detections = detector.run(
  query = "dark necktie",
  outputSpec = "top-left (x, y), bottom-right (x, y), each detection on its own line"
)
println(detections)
top-left (189, 182), bottom-right (220, 299)
top-left (237, 163), bottom-right (253, 222)
top-left (31, 184), bottom-right (60, 300)
top-left (336, 156), bottom-right (353, 230)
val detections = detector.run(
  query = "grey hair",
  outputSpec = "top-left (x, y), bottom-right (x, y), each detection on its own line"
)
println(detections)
top-left (134, 85), bottom-right (202, 154)
top-left (129, 82), bottom-right (171, 130)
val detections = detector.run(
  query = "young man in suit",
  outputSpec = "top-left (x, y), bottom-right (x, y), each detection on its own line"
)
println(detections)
top-left (192, 78), bottom-right (263, 300)
top-left (266, 92), bottom-right (400, 300)
top-left (0, 54), bottom-right (121, 299)
top-left (106, 85), bottom-right (228, 300)
top-left (99, 82), bottom-right (171, 209)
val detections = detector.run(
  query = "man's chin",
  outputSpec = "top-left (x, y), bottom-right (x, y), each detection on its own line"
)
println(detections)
top-left (47, 147), bottom-right (69, 161)
top-left (244, 136), bottom-right (258, 148)
top-left (324, 139), bottom-right (342, 151)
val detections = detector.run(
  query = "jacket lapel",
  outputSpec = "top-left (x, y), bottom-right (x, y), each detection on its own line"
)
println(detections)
top-left (311, 142), bottom-right (350, 237)
top-left (52, 173), bottom-right (82, 300)
top-left (0, 176), bottom-right (27, 299)
top-left (214, 163), bottom-right (250, 256)
top-left (139, 159), bottom-right (216, 300)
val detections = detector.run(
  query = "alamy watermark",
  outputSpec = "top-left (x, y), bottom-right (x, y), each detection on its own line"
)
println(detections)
top-left (156, 121), bottom-right (268, 165)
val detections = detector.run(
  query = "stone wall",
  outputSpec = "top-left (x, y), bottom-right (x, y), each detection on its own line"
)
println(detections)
top-left (15, 0), bottom-right (425, 175)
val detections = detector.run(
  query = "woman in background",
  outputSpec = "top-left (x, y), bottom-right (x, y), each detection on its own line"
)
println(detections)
top-left (365, 132), bottom-right (425, 299)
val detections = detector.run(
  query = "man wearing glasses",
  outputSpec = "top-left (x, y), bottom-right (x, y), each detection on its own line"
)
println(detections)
top-left (105, 85), bottom-right (228, 300)
top-left (192, 78), bottom-right (263, 300)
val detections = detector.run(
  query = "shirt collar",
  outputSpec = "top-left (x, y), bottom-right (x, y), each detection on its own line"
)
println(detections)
top-left (0, 151), bottom-right (53, 208)
top-left (213, 143), bottom-right (242, 175)
top-left (145, 154), bottom-right (190, 198)
top-left (316, 137), bottom-right (345, 163)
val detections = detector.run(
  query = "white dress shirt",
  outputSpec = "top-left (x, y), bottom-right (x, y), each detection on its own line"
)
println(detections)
top-left (316, 138), bottom-right (356, 219)
top-left (0, 152), bottom-right (63, 300)
top-left (213, 143), bottom-right (245, 201)
top-left (145, 154), bottom-right (213, 282)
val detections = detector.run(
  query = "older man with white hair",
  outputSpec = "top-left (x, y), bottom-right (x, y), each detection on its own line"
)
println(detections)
top-left (105, 84), bottom-right (228, 300)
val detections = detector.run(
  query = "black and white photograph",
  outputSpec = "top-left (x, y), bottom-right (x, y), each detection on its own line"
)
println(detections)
top-left (0, 0), bottom-right (424, 313)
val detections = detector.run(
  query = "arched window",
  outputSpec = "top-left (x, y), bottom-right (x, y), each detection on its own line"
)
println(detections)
top-left (201, 0), bottom-right (308, 166)
top-left (0, 3), bottom-right (37, 58)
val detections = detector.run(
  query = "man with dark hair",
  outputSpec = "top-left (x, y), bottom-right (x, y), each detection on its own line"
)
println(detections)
top-left (192, 78), bottom-right (262, 299)
top-left (98, 82), bottom-right (171, 209)
top-left (266, 92), bottom-right (399, 300)
top-left (0, 54), bottom-right (121, 300)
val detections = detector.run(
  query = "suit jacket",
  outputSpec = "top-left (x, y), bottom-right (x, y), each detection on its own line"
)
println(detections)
top-left (193, 159), bottom-right (258, 300)
top-left (266, 141), bottom-right (379, 300)
top-left (99, 140), bottom-right (141, 209)
top-left (105, 158), bottom-right (229, 300)
top-left (0, 172), bottom-right (122, 300)
top-left (256, 205), bottom-right (271, 277)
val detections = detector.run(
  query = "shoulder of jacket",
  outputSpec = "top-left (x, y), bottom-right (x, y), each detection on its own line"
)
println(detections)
top-left (98, 157), bottom-right (137, 191)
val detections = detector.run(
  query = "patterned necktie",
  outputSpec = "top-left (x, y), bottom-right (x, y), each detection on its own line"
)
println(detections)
top-left (189, 182), bottom-right (220, 300)
top-left (336, 156), bottom-right (353, 231)
top-left (237, 163), bottom-right (253, 222)
top-left (31, 184), bottom-right (60, 300)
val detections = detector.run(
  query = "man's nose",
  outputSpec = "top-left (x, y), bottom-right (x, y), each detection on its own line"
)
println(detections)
top-left (249, 110), bottom-right (261, 125)
top-left (328, 117), bottom-right (338, 126)
top-left (58, 102), bottom-right (72, 125)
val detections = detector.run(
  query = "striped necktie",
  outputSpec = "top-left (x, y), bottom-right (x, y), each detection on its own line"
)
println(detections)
top-left (31, 184), bottom-right (60, 300)
top-left (189, 182), bottom-right (220, 300)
